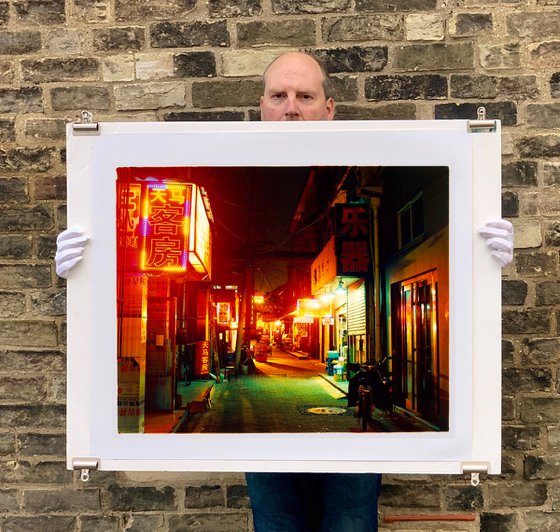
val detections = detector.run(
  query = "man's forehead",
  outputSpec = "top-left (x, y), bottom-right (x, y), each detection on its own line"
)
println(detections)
top-left (264, 55), bottom-right (325, 91)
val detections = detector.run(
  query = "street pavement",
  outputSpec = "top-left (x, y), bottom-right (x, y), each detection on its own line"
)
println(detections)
top-left (176, 347), bottom-right (429, 434)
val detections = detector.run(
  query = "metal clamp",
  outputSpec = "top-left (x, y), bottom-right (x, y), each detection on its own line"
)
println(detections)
top-left (467, 106), bottom-right (497, 133)
top-left (461, 463), bottom-right (489, 486)
top-left (72, 458), bottom-right (100, 482)
top-left (72, 110), bottom-right (99, 135)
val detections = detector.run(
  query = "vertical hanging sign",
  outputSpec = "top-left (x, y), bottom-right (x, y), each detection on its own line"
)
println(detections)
top-left (335, 204), bottom-right (372, 277)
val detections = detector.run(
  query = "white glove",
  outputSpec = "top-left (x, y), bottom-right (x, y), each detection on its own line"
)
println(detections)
top-left (477, 219), bottom-right (514, 268)
top-left (55, 226), bottom-right (89, 279)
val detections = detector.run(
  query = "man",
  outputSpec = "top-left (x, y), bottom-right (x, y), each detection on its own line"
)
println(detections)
top-left (56, 51), bottom-right (514, 531)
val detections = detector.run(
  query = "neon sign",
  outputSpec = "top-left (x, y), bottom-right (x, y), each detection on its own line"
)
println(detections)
top-left (140, 183), bottom-right (192, 272)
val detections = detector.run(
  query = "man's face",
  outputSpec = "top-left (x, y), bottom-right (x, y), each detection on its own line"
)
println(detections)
top-left (260, 52), bottom-right (335, 122)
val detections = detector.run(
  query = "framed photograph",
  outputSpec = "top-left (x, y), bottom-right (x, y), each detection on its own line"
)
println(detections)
top-left (66, 120), bottom-right (501, 475)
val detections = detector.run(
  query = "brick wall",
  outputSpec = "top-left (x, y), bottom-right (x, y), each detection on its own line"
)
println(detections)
top-left (0, 0), bottom-right (559, 530)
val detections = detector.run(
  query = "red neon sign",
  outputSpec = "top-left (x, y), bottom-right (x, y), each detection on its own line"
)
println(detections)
top-left (140, 183), bottom-right (192, 272)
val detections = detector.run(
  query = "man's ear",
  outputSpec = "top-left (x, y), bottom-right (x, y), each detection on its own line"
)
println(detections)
top-left (326, 98), bottom-right (335, 120)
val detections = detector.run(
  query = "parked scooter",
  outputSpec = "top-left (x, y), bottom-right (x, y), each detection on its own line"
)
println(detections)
top-left (347, 358), bottom-right (393, 431)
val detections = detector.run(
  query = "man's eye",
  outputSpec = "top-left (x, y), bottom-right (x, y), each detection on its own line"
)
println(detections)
top-left (300, 94), bottom-right (313, 101)
top-left (271, 93), bottom-right (285, 99)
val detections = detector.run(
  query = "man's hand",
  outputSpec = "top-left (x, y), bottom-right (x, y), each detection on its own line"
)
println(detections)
top-left (478, 219), bottom-right (514, 268)
top-left (55, 226), bottom-right (89, 279)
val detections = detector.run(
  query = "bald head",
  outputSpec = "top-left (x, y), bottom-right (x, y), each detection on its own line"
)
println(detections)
top-left (260, 52), bottom-right (335, 121)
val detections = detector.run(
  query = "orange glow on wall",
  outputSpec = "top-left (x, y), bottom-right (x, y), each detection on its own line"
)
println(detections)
top-left (140, 183), bottom-right (192, 272)
top-left (296, 298), bottom-right (324, 318)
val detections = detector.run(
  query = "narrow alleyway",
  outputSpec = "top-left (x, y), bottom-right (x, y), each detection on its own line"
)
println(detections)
top-left (176, 346), bottom-right (431, 434)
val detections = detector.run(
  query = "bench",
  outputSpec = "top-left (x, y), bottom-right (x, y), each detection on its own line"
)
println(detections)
top-left (187, 384), bottom-right (214, 414)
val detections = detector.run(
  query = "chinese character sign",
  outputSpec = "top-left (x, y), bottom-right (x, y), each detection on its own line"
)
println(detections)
top-left (335, 204), bottom-right (372, 277)
top-left (140, 183), bottom-right (192, 272)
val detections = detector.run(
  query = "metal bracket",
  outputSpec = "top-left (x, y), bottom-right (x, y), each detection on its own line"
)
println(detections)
top-left (467, 106), bottom-right (497, 133)
top-left (461, 463), bottom-right (489, 486)
top-left (72, 110), bottom-right (99, 135)
top-left (72, 458), bottom-right (100, 482)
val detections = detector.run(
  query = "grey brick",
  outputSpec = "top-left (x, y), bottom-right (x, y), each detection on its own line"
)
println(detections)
top-left (19, 433), bottom-right (66, 456)
top-left (73, 0), bottom-right (110, 22)
top-left (366, 75), bottom-right (446, 100)
top-left (502, 191), bottom-right (518, 217)
top-left (174, 52), bottom-right (216, 78)
top-left (2, 516), bottom-right (75, 531)
top-left (164, 111), bottom-right (245, 121)
top-left (450, 75), bottom-right (538, 99)
top-left (121, 515), bottom-right (165, 532)
top-left (0, 31), bottom-right (41, 56)
top-left (526, 103), bottom-right (560, 128)
top-left (227, 484), bottom-right (250, 508)
top-left (37, 234), bottom-right (57, 259)
top-left (334, 103), bottom-right (416, 120)
top-left (185, 485), bottom-right (224, 508)
top-left (488, 481), bottom-right (547, 506)
top-left (0, 119), bottom-right (15, 142)
top-left (116, 0), bottom-right (196, 22)
top-left (502, 309), bottom-right (552, 334)
top-left (0, 148), bottom-right (54, 174)
top-left (323, 15), bottom-right (403, 42)
top-left (237, 19), bottom-right (315, 47)
top-left (93, 27), bottom-right (145, 52)
top-left (0, 87), bottom-right (43, 114)
top-left (273, 0), bottom-right (350, 14)
top-left (21, 58), bottom-right (99, 83)
top-left (0, 488), bottom-right (19, 513)
top-left (13, 0), bottom-right (65, 25)
top-left (502, 426), bottom-right (541, 450)
top-left (394, 43), bottom-right (474, 71)
top-left (25, 119), bottom-right (66, 142)
top-left (0, 320), bottom-right (58, 347)
top-left (314, 46), bottom-right (388, 73)
top-left (502, 280), bottom-right (527, 306)
top-left (0, 177), bottom-right (28, 203)
top-left (502, 367), bottom-right (552, 393)
top-left (192, 80), bottom-right (262, 108)
top-left (0, 377), bottom-right (48, 404)
top-left (507, 11), bottom-right (560, 38)
top-left (0, 2), bottom-right (8, 26)
top-left (209, 0), bottom-right (262, 17)
top-left (109, 486), bottom-right (176, 511)
top-left (502, 396), bottom-right (515, 421)
top-left (536, 280), bottom-right (560, 305)
top-left (30, 291), bottom-right (66, 316)
top-left (502, 160), bottom-right (537, 187)
top-left (436, 102), bottom-right (517, 126)
top-left (552, 72), bottom-right (560, 98)
top-left (502, 339), bottom-right (514, 364)
top-left (444, 485), bottom-right (483, 511)
top-left (0, 350), bottom-right (65, 373)
top-left (0, 405), bottom-right (65, 431)
top-left (50, 86), bottom-right (111, 111)
top-left (330, 75), bottom-right (359, 101)
top-left (525, 454), bottom-right (560, 479)
top-left (0, 433), bottom-right (15, 455)
top-left (523, 337), bottom-right (560, 365)
top-left (450, 13), bottom-right (492, 36)
top-left (80, 515), bottom-right (120, 532)
top-left (23, 489), bottom-right (101, 512)
top-left (0, 292), bottom-right (26, 317)
top-left (517, 135), bottom-right (560, 158)
top-left (150, 21), bottom-right (229, 48)
top-left (543, 163), bottom-right (560, 186)
top-left (521, 397), bottom-right (560, 423)
top-left (380, 483), bottom-right (440, 507)
top-left (516, 252), bottom-right (558, 276)
top-left (0, 206), bottom-right (53, 231)
top-left (357, 0), bottom-right (436, 11)
top-left (481, 513), bottom-right (519, 532)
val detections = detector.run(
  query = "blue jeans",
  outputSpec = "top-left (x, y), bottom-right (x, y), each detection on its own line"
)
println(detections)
top-left (246, 472), bottom-right (381, 532)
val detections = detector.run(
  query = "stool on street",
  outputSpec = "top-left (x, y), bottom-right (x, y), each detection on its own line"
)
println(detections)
top-left (224, 366), bottom-right (238, 381)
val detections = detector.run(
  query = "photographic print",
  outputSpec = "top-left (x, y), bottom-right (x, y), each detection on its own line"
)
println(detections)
top-left (115, 165), bottom-right (449, 435)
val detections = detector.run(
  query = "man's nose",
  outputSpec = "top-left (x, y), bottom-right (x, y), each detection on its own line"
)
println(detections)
top-left (284, 95), bottom-right (300, 118)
